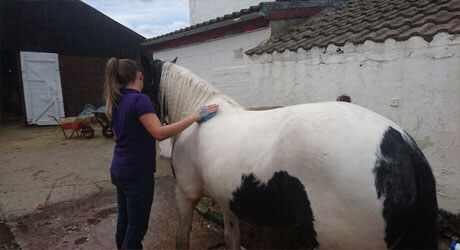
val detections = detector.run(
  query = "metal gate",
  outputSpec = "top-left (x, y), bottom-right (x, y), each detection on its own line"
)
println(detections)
top-left (20, 51), bottom-right (65, 125)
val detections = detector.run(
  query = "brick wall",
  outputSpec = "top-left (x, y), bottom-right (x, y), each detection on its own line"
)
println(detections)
top-left (59, 55), bottom-right (108, 116)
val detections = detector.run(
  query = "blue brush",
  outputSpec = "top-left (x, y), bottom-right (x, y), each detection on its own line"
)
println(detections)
top-left (197, 106), bottom-right (217, 124)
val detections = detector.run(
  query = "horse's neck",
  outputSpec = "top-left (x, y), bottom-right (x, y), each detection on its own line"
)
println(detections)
top-left (161, 63), bottom-right (243, 124)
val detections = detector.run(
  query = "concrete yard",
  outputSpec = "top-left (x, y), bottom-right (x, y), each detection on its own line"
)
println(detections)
top-left (0, 122), bottom-right (223, 249)
top-left (0, 122), bottom-right (114, 219)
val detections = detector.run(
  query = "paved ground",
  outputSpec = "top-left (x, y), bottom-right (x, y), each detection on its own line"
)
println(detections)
top-left (0, 122), bottom-right (114, 218)
top-left (5, 176), bottom-right (224, 249)
top-left (0, 122), bottom-right (224, 249)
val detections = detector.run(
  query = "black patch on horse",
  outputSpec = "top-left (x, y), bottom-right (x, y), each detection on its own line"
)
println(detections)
top-left (229, 171), bottom-right (318, 248)
top-left (374, 127), bottom-right (438, 249)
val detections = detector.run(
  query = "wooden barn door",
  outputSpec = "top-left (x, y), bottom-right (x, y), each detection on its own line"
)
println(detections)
top-left (20, 51), bottom-right (65, 125)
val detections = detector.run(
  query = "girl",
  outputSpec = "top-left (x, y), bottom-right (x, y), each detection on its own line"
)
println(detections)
top-left (104, 58), bottom-right (218, 249)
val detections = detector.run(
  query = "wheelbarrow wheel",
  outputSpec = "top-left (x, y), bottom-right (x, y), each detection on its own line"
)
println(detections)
top-left (82, 126), bottom-right (94, 139)
top-left (102, 127), bottom-right (114, 138)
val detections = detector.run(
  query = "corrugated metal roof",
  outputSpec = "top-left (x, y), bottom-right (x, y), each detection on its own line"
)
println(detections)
top-left (246, 0), bottom-right (460, 55)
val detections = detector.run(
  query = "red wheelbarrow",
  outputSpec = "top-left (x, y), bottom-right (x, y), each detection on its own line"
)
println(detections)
top-left (48, 115), bottom-right (95, 139)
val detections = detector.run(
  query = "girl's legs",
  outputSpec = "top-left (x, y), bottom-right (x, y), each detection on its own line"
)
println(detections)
top-left (112, 173), bottom-right (155, 249)
top-left (124, 176), bottom-right (155, 249)
top-left (112, 174), bottom-right (128, 248)
top-left (116, 186), bottom-right (128, 249)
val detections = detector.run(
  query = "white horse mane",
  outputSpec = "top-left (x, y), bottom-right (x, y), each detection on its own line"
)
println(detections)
top-left (159, 63), bottom-right (242, 125)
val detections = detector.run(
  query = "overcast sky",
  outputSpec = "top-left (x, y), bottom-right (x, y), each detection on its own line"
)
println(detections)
top-left (82, 0), bottom-right (190, 39)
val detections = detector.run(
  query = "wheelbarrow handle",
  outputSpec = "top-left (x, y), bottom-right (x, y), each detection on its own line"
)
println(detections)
top-left (48, 115), bottom-right (60, 123)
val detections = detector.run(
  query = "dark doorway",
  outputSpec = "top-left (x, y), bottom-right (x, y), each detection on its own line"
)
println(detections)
top-left (1, 51), bottom-right (24, 122)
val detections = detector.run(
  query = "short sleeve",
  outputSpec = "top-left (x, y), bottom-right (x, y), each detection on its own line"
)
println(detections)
top-left (134, 94), bottom-right (156, 117)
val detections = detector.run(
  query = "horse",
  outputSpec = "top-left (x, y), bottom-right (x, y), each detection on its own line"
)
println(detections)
top-left (140, 56), bottom-right (438, 249)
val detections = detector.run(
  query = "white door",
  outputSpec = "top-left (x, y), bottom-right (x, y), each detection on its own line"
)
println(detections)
top-left (20, 51), bottom-right (65, 125)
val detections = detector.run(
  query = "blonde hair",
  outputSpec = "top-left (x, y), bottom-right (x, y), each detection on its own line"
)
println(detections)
top-left (103, 58), bottom-right (141, 120)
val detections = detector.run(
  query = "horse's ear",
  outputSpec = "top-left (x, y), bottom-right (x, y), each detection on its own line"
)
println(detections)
top-left (170, 57), bottom-right (178, 64)
top-left (140, 55), bottom-right (151, 73)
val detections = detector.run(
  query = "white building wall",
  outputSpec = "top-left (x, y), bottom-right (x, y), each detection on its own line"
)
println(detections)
top-left (153, 27), bottom-right (271, 106)
top-left (249, 33), bottom-right (460, 213)
top-left (189, 0), bottom-right (275, 25)
top-left (152, 27), bottom-right (271, 159)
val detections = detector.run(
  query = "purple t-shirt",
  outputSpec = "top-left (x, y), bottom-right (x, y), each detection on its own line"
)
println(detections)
top-left (110, 88), bottom-right (156, 180)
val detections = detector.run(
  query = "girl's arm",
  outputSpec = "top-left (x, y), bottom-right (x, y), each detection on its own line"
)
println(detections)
top-left (139, 104), bottom-right (218, 141)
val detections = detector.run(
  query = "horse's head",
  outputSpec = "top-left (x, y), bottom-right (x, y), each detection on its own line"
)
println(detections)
top-left (141, 56), bottom-right (228, 126)
top-left (140, 55), bottom-right (166, 121)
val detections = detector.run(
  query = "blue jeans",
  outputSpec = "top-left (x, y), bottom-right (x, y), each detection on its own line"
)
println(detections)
top-left (111, 173), bottom-right (155, 249)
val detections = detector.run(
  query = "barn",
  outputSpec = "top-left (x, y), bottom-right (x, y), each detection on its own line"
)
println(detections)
top-left (1, 0), bottom-right (147, 125)
top-left (143, 0), bottom-right (460, 213)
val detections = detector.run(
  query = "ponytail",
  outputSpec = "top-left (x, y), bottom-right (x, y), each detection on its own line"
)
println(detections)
top-left (104, 58), bottom-right (122, 121)
top-left (103, 58), bottom-right (141, 121)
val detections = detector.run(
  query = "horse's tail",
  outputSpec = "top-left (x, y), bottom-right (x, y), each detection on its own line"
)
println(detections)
top-left (374, 127), bottom-right (438, 249)
top-left (398, 131), bottom-right (438, 249)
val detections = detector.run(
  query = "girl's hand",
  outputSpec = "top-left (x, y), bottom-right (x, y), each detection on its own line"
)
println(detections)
top-left (195, 104), bottom-right (219, 122)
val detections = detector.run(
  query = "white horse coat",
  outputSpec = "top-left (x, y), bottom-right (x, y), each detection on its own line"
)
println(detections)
top-left (141, 58), bottom-right (438, 249)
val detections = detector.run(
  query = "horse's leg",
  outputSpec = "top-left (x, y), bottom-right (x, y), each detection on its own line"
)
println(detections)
top-left (175, 186), bottom-right (199, 249)
top-left (223, 209), bottom-right (241, 250)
